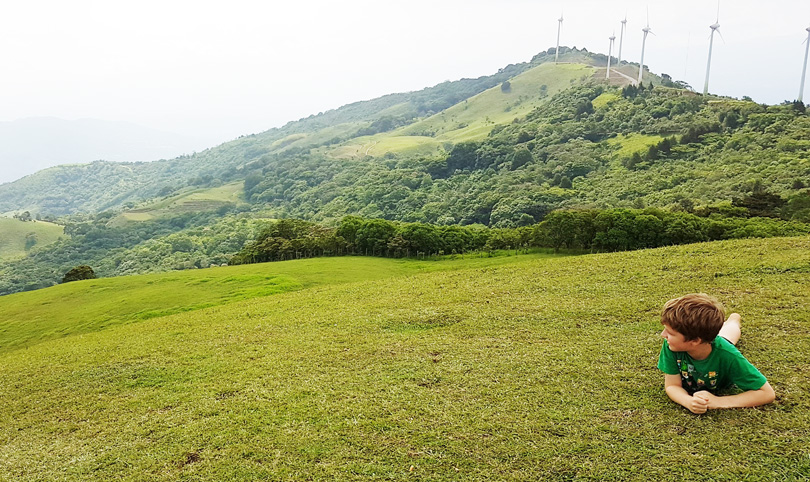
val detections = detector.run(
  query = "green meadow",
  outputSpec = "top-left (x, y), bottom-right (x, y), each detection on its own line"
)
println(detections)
top-left (1, 238), bottom-right (808, 480)
top-left (117, 182), bottom-right (246, 223)
top-left (335, 63), bottom-right (594, 159)
top-left (0, 217), bottom-right (64, 261)
top-left (398, 63), bottom-right (592, 143)
top-left (0, 252), bottom-right (562, 355)
top-left (606, 133), bottom-right (667, 160)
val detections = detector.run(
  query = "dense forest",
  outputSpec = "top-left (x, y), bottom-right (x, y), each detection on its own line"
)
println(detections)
top-left (1, 49), bottom-right (808, 295)
top-left (235, 84), bottom-right (809, 227)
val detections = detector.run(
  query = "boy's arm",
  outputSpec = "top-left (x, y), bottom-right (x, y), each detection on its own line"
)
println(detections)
top-left (694, 382), bottom-right (775, 409)
top-left (664, 374), bottom-right (710, 414)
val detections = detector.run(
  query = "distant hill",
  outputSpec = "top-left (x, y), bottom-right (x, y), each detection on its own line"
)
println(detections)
top-left (0, 48), bottom-right (606, 216)
top-left (1, 46), bottom-right (808, 295)
top-left (0, 117), bottom-right (210, 185)
top-left (0, 217), bottom-right (63, 261)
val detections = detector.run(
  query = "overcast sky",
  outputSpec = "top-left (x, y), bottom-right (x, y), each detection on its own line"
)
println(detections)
top-left (2, 0), bottom-right (809, 147)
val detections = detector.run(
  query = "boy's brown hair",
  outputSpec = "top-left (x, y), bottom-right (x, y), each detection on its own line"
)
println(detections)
top-left (661, 293), bottom-right (726, 342)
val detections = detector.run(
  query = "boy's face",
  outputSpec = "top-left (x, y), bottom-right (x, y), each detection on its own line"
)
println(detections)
top-left (660, 324), bottom-right (702, 352)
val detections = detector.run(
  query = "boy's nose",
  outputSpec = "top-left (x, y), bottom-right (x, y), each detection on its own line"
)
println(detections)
top-left (659, 329), bottom-right (666, 339)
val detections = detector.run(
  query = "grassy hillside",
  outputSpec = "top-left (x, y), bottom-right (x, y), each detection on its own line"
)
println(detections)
top-left (397, 63), bottom-right (593, 143)
top-left (0, 217), bottom-right (63, 261)
top-left (0, 251), bottom-right (563, 354)
top-left (1, 237), bottom-right (808, 480)
top-left (115, 182), bottom-right (246, 223)
top-left (330, 63), bottom-right (595, 161)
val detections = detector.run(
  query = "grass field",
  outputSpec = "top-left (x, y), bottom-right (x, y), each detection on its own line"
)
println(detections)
top-left (1, 238), bottom-right (808, 480)
top-left (607, 133), bottom-right (667, 159)
top-left (334, 63), bottom-right (594, 160)
top-left (0, 251), bottom-right (563, 355)
top-left (591, 92), bottom-right (620, 109)
top-left (398, 63), bottom-right (592, 144)
top-left (117, 183), bottom-right (246, 223)
top-left (0, 217), bottom-right (63, 261)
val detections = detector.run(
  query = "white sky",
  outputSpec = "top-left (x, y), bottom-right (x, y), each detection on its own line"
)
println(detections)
top-left (2, 0), bottom-right (809, 146)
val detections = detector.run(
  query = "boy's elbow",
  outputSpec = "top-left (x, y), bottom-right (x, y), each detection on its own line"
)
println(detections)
top-left (760, 382), bottom-right (776, 405)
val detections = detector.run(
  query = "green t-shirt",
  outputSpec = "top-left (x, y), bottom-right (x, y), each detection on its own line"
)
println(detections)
top-left (657, 336), bottom-right (767, 394)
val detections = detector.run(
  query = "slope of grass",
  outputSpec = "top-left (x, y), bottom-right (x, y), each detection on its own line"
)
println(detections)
top-left (0, 251), bottom-right (563, 355)
top-left (334, 63), bottom-right (594, 159)
top-left (400, 63), bottom-right (592, 142)
top-left (0, 217), bottom-right (63, 261)
top-left (607, 133), bottom-right (666, 159)
top-left (116, 182), bottom-right (246, 223)
top-left (1, 237), bottom-right (808, 480)
top-left (592, 91), bottom-right (620, 109)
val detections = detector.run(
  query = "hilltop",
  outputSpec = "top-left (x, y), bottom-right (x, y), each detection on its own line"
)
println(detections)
top-left (1, 236), bottom-right (808, 479)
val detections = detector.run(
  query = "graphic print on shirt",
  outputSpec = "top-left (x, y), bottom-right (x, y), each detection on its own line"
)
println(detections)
top-left (677, 358), bottom-right (718, 393)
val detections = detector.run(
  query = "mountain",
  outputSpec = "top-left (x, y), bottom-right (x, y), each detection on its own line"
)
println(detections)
top-left (0, 48), bottom-right (604, 216)
top-left (1, 47), bottom-right (809, 295)
top-left (0, 117), bottom-right (210, 185)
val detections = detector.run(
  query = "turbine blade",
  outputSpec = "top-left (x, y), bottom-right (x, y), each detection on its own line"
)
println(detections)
top-left (717, 28), bottom-right (725, 44)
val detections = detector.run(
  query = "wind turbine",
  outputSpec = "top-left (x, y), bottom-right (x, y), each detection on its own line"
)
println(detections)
top-left (607, 32), bottom-right (616, 79)
top-left (618, 14), bottom-right (627, 63)
top-left (638, 11), bottom-right (654, 85)
top-left (703, 4), bottom-right (724, 95)
top-left (799, 26), bottom-right (810, 103)
top-left (555, 13), bottom-right (564, 63)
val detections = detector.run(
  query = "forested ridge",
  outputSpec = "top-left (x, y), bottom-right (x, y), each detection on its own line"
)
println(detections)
top-left (1, 48), bottom-right (809, 295)
top-left (238, 83), bottom-right (809, 226)
top-left (0, 49), bottom-right (552, 216)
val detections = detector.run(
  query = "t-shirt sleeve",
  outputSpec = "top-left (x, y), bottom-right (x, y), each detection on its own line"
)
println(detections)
top-left (657, 341), bottom-right (680, 375)
top-left (725, 349), bottom-right (768, 391)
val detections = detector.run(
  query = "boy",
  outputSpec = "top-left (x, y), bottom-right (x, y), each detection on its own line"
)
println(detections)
top-left (657, 293), bottom-right (775, 414)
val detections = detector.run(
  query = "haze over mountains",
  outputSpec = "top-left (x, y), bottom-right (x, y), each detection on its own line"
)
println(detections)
top-left (0, 117), bottom-right (210, 185)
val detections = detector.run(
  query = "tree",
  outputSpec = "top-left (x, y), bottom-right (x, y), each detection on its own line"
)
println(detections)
top-left (511, 146), bottom-right (533, 169)
top-left (500, 81), bottom-right (511, 93)
top-left (732, 191), bottom-right (786, 218)
top-left (445, 141), bottom-right (481, 174)
top-left (575, 99), bottom-right (594, 118)
top-left (244, 173), bottom-right (264, 194)
top-left (62, 265), bottom-right (96, 283)
top-left (356, 219), bottom-right (397, 254)
top-left (24, 233), bottom-right (38, 250)
top-left (13, 211), bottom-right (32, 222)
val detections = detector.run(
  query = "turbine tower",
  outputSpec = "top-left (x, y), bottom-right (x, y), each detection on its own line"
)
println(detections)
top-left (618, 15), bottom-right (627, 63)
top-left (607, 32), bottom-right (616, 79)
top-left (555, 13), bottom-right (564, 63)
top-left (703, 6), bottom-right (723, 95)
top-left (638, 12), bottom-right (654, 85)
top-left (799, 26), bottom-right (810, 103)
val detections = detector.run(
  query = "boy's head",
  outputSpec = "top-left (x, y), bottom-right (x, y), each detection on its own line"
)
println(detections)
top-left (661, 293), bottom-right (725, 343)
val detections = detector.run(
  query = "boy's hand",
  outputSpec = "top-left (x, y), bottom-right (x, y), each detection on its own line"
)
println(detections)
top-left (693, 390), bottom-right (721, 411)
top-left (689, 393), bottom-right (710, 414)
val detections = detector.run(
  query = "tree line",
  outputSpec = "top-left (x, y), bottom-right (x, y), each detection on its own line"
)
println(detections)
top-left (229, 209), bottom-right (810, 265)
